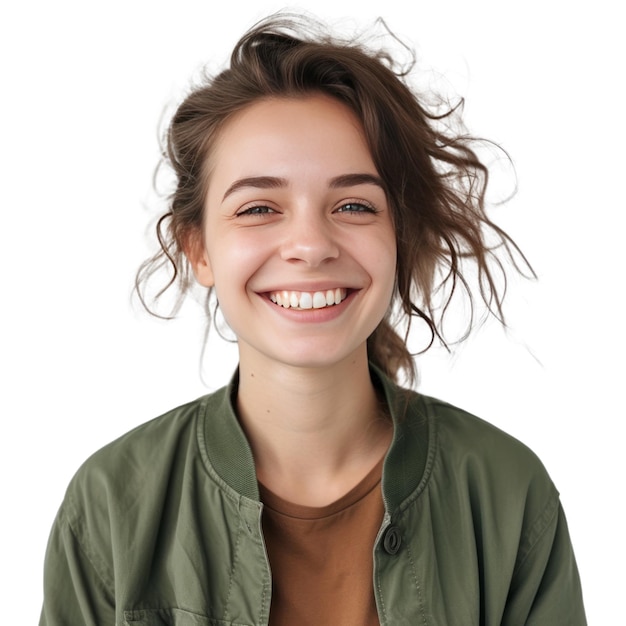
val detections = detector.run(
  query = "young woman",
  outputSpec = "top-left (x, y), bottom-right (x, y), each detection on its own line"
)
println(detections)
top-left (40, 16), bottom-right (586, 626)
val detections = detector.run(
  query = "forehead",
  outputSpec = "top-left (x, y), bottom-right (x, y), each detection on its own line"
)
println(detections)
top-left (207, 94), bottom-right (377, 183)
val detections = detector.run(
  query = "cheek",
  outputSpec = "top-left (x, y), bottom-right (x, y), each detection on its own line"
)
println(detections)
top-left (376, 230), bottom-right (398, 277)
top-left (377, 235), bottom-right (398, 307)
top-left (207, 233), bottom-right (269, 303)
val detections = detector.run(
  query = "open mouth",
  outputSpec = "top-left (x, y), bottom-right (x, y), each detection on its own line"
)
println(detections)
top-left (268, 288), bottom-right (348, 310)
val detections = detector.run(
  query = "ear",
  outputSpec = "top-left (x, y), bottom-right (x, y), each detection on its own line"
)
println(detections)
top-left (184, 229), bottom-right (214, 288)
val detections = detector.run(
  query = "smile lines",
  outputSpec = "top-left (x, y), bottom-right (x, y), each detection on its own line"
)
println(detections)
top-left (268, 288), bottom-right (348, 310)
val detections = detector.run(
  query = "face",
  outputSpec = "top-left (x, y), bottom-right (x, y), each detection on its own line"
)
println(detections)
top-left (190, 94), bottom-right (397, 373)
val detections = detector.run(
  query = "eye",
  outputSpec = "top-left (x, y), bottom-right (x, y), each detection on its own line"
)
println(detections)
top-left (334, 201), bottom-right (379, 215)
top-left (236, 204), bottom-right (276, 217)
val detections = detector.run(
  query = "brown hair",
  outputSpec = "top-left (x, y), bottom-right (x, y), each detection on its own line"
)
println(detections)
top-left (135, 15), bottom-right (532, 385)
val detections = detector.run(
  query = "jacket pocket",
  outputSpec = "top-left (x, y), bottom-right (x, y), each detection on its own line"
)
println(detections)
top-left (123, 608), bottom-right (250, 626)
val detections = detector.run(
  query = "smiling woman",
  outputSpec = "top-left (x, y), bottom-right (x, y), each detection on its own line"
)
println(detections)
top-left (39, 14), bottom-right (587, 626)
top-left (188, 95), bottom-right (397, 375)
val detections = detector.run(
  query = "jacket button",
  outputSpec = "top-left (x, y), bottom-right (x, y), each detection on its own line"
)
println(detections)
top-left (383, 525), bottom-right (402, 555)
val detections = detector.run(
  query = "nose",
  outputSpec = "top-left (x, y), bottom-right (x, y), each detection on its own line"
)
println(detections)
top-left (279, 211), bottom-right (340, 267)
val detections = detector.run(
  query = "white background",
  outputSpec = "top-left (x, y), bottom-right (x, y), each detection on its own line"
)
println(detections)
top-left (1, 0), bottom-right (622, 622)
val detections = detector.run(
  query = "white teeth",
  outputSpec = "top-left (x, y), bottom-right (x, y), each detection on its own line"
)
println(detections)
top-left (312, 292), bottom-right (327, 309)
top-left (268, 289), bottom-right (348, 310)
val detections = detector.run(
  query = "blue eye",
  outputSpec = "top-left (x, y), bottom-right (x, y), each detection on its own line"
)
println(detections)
top-left (336, 202), bottom-right (377, 214)
top-left (237, 205), bottom-right (274, 216)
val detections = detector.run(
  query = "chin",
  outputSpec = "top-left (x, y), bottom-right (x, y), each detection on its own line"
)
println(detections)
top-left (276, 344), bottom-right (368, 372)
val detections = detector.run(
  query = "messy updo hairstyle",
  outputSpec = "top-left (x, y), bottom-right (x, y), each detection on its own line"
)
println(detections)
top-left (136, 14), bottom-right (532, 385)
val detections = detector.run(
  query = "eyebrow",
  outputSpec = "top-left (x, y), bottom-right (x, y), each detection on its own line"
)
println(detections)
top-left (329, 173), bottom-right (385, 190)
top-left (222, 176), bottom-right (286, 201)
top-left (221, 173), bottom-right (385, 201)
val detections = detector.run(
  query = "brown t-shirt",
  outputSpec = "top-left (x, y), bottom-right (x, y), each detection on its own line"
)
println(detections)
top-left (259, 458), bottom-right (385, 626)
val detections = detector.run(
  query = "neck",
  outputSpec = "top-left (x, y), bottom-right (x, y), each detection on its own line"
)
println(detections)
top-left (235, 347), bottom-right (392, 506)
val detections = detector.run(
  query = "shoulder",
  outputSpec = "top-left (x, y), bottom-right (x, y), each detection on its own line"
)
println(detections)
top-left (376, 368), bottom-right (558, 517)
top-left (60, 388), bottom-right (233, 529)
top-left (45, 392), bottom-right (221, 593)
top-left (412, 394), bottom-right (559, 543)
top-left (418, 394), bottom-right (553, 489)
top-left (71, 394), bottom-right (209, 488)
top-left (408, 393), bottom-right (562, 563)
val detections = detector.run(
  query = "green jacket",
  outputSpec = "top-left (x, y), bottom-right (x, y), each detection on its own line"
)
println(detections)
top-left (40, 370), bottom-right (586, 625)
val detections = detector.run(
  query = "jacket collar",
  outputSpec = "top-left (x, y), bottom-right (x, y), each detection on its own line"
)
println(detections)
top-left (199, 365), bottom-right (431, 514)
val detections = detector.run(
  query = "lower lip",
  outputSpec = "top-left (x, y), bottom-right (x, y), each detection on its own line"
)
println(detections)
top-left (261, 290), bottom-right (357, 323)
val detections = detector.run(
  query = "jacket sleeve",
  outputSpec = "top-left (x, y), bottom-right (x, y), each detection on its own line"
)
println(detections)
top-left (502, 501), bottom-right (587, 625)
top-left (39, 503), bottom-right (116, 626)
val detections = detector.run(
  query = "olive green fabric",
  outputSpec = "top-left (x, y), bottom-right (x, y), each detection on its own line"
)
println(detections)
top-left (40, 369), bottom-right (586, 625)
